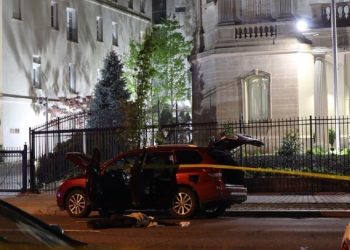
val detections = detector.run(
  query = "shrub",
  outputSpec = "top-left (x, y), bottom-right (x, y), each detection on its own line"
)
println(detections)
top-left (278, 131), bottom-right (302, 156)
top-left (306, 146), bottom-right (327, 155)
top-left (340, 148), bottom-right (350, 155)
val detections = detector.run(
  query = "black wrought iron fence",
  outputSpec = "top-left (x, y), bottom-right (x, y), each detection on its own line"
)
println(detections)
top-left (29, 115), bottom-right (350, 193)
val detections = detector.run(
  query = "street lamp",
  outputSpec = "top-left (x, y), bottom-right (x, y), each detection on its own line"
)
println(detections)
top-left (331, 0), bottom-right (340, 152)
top-left (38, 96), bottom-right (49, 158)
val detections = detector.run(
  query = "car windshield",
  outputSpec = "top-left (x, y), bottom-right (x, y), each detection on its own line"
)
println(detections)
top-left (0, 200), bottom-right (75, 249)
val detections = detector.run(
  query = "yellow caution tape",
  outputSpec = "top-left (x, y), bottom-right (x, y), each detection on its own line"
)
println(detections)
top-left (178, 164), bottom-right (350, 181)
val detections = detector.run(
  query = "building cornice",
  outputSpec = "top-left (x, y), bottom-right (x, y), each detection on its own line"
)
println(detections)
top-left (191, 39), bottom-right (313, 63)
top-left (87, 0), bottom-right (151, 23)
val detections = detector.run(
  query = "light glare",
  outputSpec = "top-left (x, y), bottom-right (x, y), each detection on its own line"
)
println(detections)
top-left (297, 20), bottom-right (308, 32)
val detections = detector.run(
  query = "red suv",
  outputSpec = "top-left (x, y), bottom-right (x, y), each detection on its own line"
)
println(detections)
top-left (56, 134), bottom-right (263, 219)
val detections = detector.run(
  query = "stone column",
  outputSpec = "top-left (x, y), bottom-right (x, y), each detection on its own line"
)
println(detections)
top-left (314, 56), bottom-right (328, 117)
top-left (218, 0), bottom-right (240, 24)
top-left (314, 56), bottom-right (328, 146)
top-left (345, 55), bottom-right (350, 115)
top-left (241, 0), bottom-right (273, 23)
top-left (278, 0), bottom-right (295, 20)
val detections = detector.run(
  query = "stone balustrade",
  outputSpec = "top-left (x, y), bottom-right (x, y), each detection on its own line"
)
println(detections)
top-left (234, 24), bottom-right (277, 39)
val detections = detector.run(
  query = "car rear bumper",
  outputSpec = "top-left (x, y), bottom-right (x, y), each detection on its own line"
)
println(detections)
top-left (222, 184), bottom-right (247, 204)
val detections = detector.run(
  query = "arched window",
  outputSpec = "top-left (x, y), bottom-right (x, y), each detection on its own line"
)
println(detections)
top-left (242, 70), bottom-right (271, 122)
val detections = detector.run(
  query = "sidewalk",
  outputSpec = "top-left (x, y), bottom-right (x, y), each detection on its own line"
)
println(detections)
top-left (1, 193), bottom-right (66, 216)
top-left (2, 193), bottom-right (350, 217)
top-left (227, 194), bottom-right (350, 217)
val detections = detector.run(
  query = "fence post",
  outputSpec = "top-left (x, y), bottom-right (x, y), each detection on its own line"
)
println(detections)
top-left (57, 117), bottom-right (61, 144)
top-left (29, 128), bottom-right (37, 192)
top-left (309, 116), bottom-right (313, 172)
top-left (239, 116), bottom-right (243, 165)
top-left (21, 144), bottom-right (27, 193)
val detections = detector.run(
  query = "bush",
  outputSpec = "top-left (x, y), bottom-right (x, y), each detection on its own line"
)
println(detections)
top-left (328, 129), bottom-right (336, 148)
top-left (278, 131), bottom-right (302, 156)
top-left (340, 148), bottom-right (350, 155)
top-left (306, 146), bottom-right (327, 155)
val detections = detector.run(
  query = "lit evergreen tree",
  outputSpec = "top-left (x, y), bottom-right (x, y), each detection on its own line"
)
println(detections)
top-left (89, 50), bottom-right (129, 128)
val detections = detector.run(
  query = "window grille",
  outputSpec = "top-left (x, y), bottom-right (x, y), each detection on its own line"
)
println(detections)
top-left (140, 0), bottom-right (145, 13)
top-left (51, 1), bottom-right (59, 29)
top-left (96, 16), bottom-right (103, 42)
top-left (13, 0), bottom-right (22, 20)
top-left (67, 8), bottom-right (78, 42)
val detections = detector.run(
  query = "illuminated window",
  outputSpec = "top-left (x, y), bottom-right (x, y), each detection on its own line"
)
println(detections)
top-left (112, 22), bottom-right (118, 46)
top-left (97, 68), bottom-right (102, 82)
top-left (32, 56), bottom-right (41, 88)
top-left (68, 63), bottom-right (76, 93)
top-left (242, 70), bottom-right (271, 122)
top-left (67, 8), bottom-right (78, 42)
top-left (140, 31), bottom-right (145, 41)
top-left (96, 16), bottom-right (103, 42)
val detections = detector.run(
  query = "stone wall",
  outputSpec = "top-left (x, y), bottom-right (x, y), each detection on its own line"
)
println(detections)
top-left (192, 40), bottom-right (314, 122)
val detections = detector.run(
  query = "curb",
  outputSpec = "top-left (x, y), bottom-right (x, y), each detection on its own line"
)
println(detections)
top-left (3, 193), bottom-right (350, 218)
top-left (225, 210), bottom-right (350, 218)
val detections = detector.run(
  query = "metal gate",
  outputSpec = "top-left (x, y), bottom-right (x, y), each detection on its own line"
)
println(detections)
top-left (0, 145), bottom-right (28, 193)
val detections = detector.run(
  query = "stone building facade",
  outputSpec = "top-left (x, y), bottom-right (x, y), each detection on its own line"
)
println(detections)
top-left (191, 0), bottom-right (350, 124)
top-left (0, 0), bottom-right (152, 147)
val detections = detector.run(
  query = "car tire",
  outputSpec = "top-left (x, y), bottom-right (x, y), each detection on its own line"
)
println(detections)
top-left (65, 189), bottom-right (91, 218)
top-left (202, 203), bottom-right (227, 218)
top-left (170, 187), bottom-right (198, 219)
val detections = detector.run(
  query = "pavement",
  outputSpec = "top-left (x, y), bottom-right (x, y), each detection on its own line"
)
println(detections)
top-left (2, 192), bottom-right (350, 218)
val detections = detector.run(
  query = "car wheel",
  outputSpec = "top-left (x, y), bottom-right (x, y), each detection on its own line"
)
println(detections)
top-left (65, 189), bottom-right (91, 218)
top-left (202, 203), bottom-right (227, 218)
top-left (170, 187), bottom-right (198, 219)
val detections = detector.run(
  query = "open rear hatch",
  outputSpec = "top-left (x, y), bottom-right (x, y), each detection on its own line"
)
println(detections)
top-left (209, 134), bottom-right (264, 185)
top-left (212, 133), bottom-right (264, 151)
top-left (65, 152), bottom-right (92, 171)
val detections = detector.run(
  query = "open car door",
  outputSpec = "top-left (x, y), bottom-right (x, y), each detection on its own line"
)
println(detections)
top-left (141, 151), bottom-right (178, 209)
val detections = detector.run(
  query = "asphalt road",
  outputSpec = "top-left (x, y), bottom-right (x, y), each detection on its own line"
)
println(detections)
top-left (37, 214), bottom-right (350, 250)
